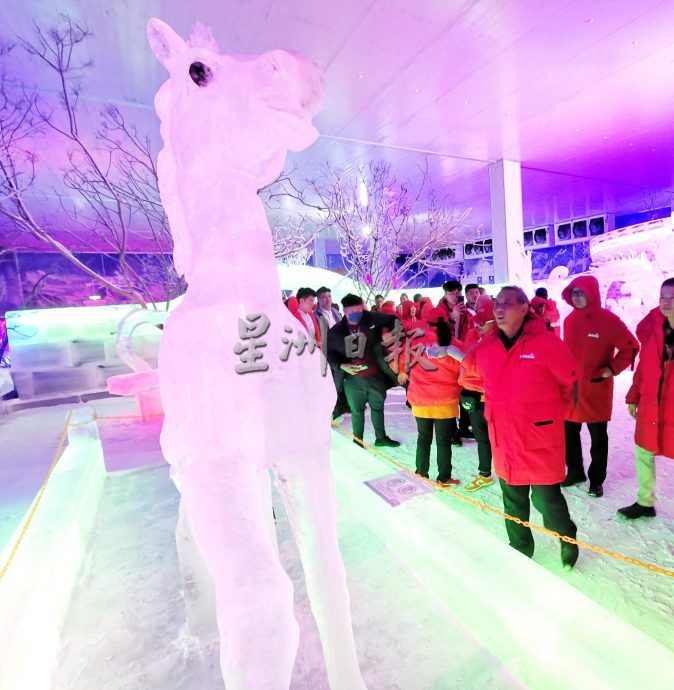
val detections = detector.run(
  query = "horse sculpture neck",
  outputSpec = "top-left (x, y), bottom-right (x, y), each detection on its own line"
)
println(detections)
top-left (173, 168), bottom-right (281, 304)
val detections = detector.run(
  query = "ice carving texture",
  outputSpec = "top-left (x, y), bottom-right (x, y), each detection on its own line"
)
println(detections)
top-left (147, 18), bottom-right (366, 690)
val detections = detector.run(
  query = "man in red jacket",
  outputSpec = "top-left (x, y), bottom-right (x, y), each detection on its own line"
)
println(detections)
top-left (535, 287), bottom-right (561, 337)
top-left (619, 277), bottom-right (674, 519)
top-left (451, 286), bottom-right (580, 569)
top-left (561, 276), bottom-right (639, 497)
top-left (291, 287), bottom-right (322, 345)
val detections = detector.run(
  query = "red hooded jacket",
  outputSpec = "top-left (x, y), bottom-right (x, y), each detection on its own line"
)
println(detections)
top-left (400, 300), bottom-right (421, 333)
top-left (404, 324), bottom-right (463, 419)
top-left (626, 307), bottom-right (674, 458)
top-left (545, 299), bottom-right (561, 337)
top-left (562, 275), bottom-right (638, 423)
top-left (462, 316), bottom-right (578, 485)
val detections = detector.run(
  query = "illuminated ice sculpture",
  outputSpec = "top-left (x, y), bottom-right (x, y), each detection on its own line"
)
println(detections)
top-left (147, 19), bottom-right (366, 690)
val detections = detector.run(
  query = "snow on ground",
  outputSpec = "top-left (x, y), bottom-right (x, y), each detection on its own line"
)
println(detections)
top-left (363, 374), bottom-right (674, 653)
top-left (0, 371), bottom-right (672, 688)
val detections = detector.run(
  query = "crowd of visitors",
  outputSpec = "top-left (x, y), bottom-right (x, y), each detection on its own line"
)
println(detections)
top-left (283, 276), bottom-right (674, 569)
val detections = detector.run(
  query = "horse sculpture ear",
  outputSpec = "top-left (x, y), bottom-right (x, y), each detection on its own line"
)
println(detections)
top-left (147, 18), bottom-right (187, 68)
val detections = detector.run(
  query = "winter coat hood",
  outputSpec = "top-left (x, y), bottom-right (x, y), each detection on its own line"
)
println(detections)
top-left (401, 300), bottom-right (417, 319)
top-left (636, 306), bottom-right (666, 342)
top-left (562, 275), bottom-right (601, 311)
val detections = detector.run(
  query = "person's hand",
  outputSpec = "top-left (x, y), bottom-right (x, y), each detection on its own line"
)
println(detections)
top-left (451, 303), bottom-right (466, 321)
top-left (600, 367), bottom-right (613, 378)
top-left (341, 364), bottom-right (360, 376)
top-left (397, 371), bottom-right (409, 385)
top-left (628, 403), bottom-right (638, 419)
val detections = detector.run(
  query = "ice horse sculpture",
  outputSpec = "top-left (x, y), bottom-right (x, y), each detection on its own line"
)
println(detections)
top-left (147, 19), bottom-right (366, 690)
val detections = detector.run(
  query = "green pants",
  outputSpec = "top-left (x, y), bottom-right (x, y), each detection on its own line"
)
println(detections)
top-left (343, 375), bottom-right (387, 442)
top-left (635, 445), bottom-right (657, 507)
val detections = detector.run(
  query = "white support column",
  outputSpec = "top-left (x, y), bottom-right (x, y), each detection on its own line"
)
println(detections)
top-left (489, 159), bottom-right (532, 290)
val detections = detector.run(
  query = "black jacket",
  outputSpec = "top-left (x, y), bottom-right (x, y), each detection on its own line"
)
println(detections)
top-left (327, 311), bottom-right (400, 389)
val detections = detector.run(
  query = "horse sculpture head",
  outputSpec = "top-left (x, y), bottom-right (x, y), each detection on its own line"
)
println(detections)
top-left (147, 18), bottom-right (324, 187)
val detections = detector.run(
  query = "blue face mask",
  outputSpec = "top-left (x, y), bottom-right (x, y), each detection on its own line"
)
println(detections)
top-left (347, 311), bottom-right (363, 324)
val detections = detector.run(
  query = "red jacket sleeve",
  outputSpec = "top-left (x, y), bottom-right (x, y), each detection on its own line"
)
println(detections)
top-left (606, 319), bottom-right (639, 376)
top-left (543, 335), bottom-right (578, 406)
top-left (626, 365), bottom-right (642, 405)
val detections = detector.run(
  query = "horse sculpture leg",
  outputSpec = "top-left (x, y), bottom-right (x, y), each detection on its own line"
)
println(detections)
top-left (177, 457), bottom-right (298, 690)
top-left (274, 454), bottom-right (367, 690)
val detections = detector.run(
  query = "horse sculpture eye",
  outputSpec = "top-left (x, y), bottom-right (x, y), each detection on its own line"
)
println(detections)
top-left (189, 61), bottom-right (212, 87)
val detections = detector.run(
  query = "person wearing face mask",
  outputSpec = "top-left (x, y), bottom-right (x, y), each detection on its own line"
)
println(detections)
top-left (327, 293), bottom-right (401, 448)
top-left (619, 277), bottom-right (674, 519)
top-left (560, 276), bottom-right (639, 497)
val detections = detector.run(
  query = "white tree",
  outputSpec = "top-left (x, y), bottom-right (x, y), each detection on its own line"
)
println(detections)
top-left (265, 160), bottom-right (471, 303)
top-left (0, 18), bottom-right (182, 308)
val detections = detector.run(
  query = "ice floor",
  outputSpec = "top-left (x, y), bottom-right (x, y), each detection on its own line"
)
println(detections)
top-left (0, 372), bottom-right (673, 689)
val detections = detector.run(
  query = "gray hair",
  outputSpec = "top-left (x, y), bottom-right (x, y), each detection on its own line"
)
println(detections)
top-left (497, 286), bottom-right (530, 304)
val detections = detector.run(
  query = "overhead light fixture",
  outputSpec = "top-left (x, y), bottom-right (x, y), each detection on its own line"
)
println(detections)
top-left (361, 224), bottom-right (372, 236)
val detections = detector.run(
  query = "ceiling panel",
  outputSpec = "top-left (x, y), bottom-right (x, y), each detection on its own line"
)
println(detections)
top-left (1, 0), bottom-right (674, 249)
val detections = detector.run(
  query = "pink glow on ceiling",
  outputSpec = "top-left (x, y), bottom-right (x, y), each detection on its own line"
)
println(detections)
top-left (1, 0), bottom-right (673, 249)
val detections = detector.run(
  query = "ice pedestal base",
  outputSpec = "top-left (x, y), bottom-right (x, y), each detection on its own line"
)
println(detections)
top-left (0, 417), bottom-right (106, 690)
top-left (330, 431), bottom-right (674, 690)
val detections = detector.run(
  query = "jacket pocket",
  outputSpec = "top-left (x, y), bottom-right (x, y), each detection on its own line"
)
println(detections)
top-left (524, 404), bottom-right (563, 450)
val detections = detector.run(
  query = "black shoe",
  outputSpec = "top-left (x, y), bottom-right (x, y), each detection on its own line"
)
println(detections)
top-left (353, 438), bottom-right (365, 448)
top-left (588, 484), bottom-right (603, 497)
top-left (561, 541), bottom-right (579, 570)
top-left (617, 502), bottom-right (656, 519)
top-left (561, 474), bottom-right (586, 487)
top-left (374, 436), bottom-right (401, 448)
top-left (451, 436), bottom-right (463, 447)
top-left (459, 429), bottom-right (474, 439)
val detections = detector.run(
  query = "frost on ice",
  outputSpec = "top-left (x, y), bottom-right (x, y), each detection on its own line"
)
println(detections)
top-left (147, 18), bottom-right (366, 690)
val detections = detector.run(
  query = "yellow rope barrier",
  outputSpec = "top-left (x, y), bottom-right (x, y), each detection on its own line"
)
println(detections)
top-left (11, 408), bottom-right (665, 581)
top-left (0, 411), bottom-right (73, 584)
top-left (332, 422), bottom-right (674, 579)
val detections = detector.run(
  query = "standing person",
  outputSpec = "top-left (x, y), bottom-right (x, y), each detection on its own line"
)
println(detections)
top-left (292, 287), bottom-right (322, 344)
top-left (327, 294), bottom-right (401, 448)
top-left (460, 295), bottom-right (497, 491)
top-left (315, 286), bottom-right (341, 329)
top-left (438, 280), bottom-right (469, 338)
top-left (619, 277), bottom-right (674, 519)
top-left (400, 300), bottom-right (421, 332)
top-left (535, 287), bottom-right (561, 337)
top-left (371, 294), bottom-right (385, 312)
top-left (531, 296), bottom-right (554, 332)
top-left (437, 279), bottom-right (474, 442)
top-left (449, 286), bottom-right (580, 569)
top-left (398, 306), bottom-right (463, 486)
top-left (397, 293), bottom-right (409, 313)
top-left (464, 283), bottom-right (481, 316)
top-left (315, 286), bottom-right (348, 419)
top-left (561, 276), bottom-right (639, 497)
top-left (381, 300), bottom-right (397, 315)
